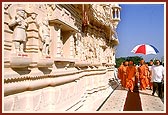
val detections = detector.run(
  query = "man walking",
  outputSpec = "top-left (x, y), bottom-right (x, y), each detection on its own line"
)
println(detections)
top-left (118, 62), bottom-right (124, 87)
top-left (138, 59), bottom-right (148, 90)
top-left (151, 60), bottom-right (164, 98)
top-left (148, 60), bottom-right (154, 89)
top-left (126, 61), bottom-right (137, 92)
top-left (122, 61), bottom-right (129, 89)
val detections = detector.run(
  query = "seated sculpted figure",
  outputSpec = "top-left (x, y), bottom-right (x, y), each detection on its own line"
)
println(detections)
top-left (9, 7), bottom-right (28, 53)
top-left (38, 17), bottom-right (51, 56)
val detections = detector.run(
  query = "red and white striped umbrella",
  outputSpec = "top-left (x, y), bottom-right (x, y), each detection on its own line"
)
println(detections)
top-left (131, 44), bottom-right (159, 55)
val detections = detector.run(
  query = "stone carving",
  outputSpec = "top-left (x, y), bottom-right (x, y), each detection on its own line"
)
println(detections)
top-left (74, 33), bottom-right (86, 61)
top-left (47, 4), bottom-right (56, 17)
top-left (74, 33), bottom-right (80, 59)
top-left (4, 4), bottom-right (11, 10)
top-left (8, 7), bottom-right (28, 53)
top-left (4, 4), bottom-right (122, 112)
top-left (38, 17), bottom-right (51, 56)
top-left (60, 37), bottom-right (64, 57)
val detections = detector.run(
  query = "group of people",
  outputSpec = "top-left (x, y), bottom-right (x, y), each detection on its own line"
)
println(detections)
top-left (117, 59), bottom-right (164, 98)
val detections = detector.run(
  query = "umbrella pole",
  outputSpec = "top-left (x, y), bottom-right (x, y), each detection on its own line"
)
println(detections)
top-left (153, 55), bottom-right (158, 62)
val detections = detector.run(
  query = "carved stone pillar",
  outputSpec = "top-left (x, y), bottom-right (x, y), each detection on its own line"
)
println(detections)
top-left (51, 24), bottom-right (62, 58)
top-left (69, 31), bottom-right (75, 59)
top-left (118, 9), bottom-right (120, 19)
top-left (114, 8), bottom-right (117, 19)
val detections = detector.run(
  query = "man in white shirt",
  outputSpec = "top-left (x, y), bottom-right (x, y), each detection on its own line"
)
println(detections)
top-left (148, 60), bottom-right (154, 89)
top-left (151, 60), bottom-right (164, 98)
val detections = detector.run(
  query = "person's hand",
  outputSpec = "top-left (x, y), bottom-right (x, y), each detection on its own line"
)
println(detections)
top-left (162, 78), bottom-right (164, 82)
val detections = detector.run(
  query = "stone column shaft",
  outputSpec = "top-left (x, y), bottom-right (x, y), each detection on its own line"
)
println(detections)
top-left (55, 24), bottom-right (62, 57)
top-left (69, 31), bottom-right (74, 58)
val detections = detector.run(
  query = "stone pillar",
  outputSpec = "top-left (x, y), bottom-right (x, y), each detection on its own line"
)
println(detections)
top-left (69, 31), bottom-right (75, 59)
top-left (112, 9), bottom-right (114, 19)
top-left (114, 8), bottom-right (117, 19)
top-left (50, 25), bottom-right (56, 58)
top-left (112, 49), bottom-right (116, 65)
top-left (51, 24), bottom-right (62, 58)
top-left (118, 9), bottom-right (120, 19)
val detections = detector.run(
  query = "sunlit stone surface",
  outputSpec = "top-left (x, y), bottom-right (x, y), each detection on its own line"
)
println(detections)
top-left (3, 3), bottom-right (121, 112)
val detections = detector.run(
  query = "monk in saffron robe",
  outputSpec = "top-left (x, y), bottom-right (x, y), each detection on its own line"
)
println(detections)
top-left (118, 62), bottom-right (124, 86)
top-left (138, 60), bottom-right (148, 90)
top-left (126, 61), bottom-right (137, 92)
top-left (135, 65), bottom-right (139, 87)
top-left (145, 63), bottom-right (150, 88)
top-left (121, 61), bottom-right (129, 88)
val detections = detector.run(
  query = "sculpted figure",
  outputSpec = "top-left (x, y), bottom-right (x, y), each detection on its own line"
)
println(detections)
top-left (9, 7), bottom-right (28, 53)
top-left (38, 18), bottom-right (51, 56)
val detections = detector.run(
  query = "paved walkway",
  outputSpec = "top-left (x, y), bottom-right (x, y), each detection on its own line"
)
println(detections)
top-left (99, 85), bottom-right (165, 112)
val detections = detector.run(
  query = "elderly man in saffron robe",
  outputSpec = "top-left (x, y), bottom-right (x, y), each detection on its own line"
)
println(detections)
top-left (118, 62), bottom-right (124, 86)
top-left (145, 63), bottom-right (150, 88)
top-left (126, 61), bottom-right (137, 92)
top-left (121, 61), bottom-right (129, 89)
top-left (138, 59), bottom-right (148, 90)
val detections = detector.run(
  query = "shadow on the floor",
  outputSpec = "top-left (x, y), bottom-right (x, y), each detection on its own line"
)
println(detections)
top-left (123, 86), bottom-right (142, 111)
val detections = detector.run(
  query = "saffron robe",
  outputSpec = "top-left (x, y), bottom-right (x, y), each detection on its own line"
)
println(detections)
top-left (126, 66), bottom-right (136, 91)
top-left (118, 64), bottom-right (124, 86)
top-left (138, 64), bottom-right (148, 90)
top-left (121, 66), bottom-right (128, 88)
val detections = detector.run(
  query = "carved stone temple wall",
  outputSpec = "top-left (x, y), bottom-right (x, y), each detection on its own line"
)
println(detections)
top-left (3, 3), bottom-right (121, 112)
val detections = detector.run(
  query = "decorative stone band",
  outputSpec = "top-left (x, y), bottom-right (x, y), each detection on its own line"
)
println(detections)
top-left (74, 61), bottom-right (91, 67)
top-left (4, 68), bottom-right (108, 96)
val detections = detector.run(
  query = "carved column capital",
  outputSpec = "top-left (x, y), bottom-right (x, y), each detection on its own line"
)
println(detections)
top-left (54, 24), bottom-right (62, 31)
top-left (69, 30), bottom-right (75, 35)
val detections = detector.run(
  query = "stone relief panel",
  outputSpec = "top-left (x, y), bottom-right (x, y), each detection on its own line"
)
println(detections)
top-left (8, 7), bottom-right (29, 53)
top-left (74, 33), bottom-right (84, 61)
top-left (4, 3), bottom-right (119, 69)
top-left (38, 17), bottom-right (51, 56)
top-left (46, 4), bottom-right (56, 17)
top-left (7, 4), bottom-right (46, 54)
top-left (4, 4), bottom-right (55, 68)
top-left (7, 4), bottom-right (34, 68)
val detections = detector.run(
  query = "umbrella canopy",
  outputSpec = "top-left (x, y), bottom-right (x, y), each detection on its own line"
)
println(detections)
top-left (131, 44), bottom-right (159, 55)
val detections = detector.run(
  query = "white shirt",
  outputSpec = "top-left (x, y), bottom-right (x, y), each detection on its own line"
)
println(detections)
top-left (151, 65), bottom-right (164, 82)
top-left (148, 65), bottom-right (153, 71)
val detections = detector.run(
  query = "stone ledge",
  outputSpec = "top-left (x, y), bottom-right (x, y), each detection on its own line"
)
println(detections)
top-left (74, 61), bottom-right (91, 67)
top-left (54, 57), bottom-right (76, 63)
top-left (37, 58), bottom-right (54, 68)
top-left (10, 53), bottom-right (32, 68)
